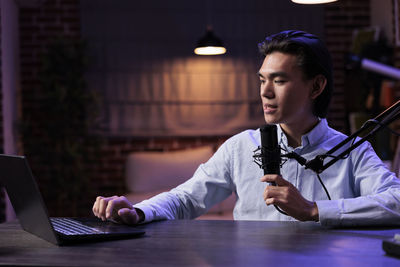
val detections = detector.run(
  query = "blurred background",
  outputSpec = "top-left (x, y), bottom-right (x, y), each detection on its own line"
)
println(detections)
top-left (1, 0), bottom-right (400, 221)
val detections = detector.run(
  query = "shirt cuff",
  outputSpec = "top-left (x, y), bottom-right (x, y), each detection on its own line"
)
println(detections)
top-left (133, 202), bottom-right (154, 223)
top-left (316, 199), bottom-right (341, 227)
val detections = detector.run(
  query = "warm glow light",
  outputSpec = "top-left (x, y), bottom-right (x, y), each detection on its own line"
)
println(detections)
top-left (194, 46), bottom-right (226, 55)
top-left (291, 0), bottom-right (337, 4)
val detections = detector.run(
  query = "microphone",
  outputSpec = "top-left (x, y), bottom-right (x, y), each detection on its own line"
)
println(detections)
top-left (259, 124), bottom-right (288, 216)
top-left (260, 124), bottom-right (281, 185)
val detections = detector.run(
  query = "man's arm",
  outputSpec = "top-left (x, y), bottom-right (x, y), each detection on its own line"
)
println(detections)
top-left (315, 142), bottom-right (400, 227)
top-left (93, 137), bottom-right (236, 224)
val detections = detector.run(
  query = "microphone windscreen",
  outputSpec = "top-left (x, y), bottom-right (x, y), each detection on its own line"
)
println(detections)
top-left (260, 124), bottom-right (280, 175)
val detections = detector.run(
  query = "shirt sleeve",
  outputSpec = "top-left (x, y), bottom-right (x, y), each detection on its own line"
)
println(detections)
top-left (133, 139), bottom-right (235, 223)
top-left (317, 142), bottom-right (400, 227)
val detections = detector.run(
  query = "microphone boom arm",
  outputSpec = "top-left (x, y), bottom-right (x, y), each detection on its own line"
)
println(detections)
top-left (304, 100), bottom-right (400, 173)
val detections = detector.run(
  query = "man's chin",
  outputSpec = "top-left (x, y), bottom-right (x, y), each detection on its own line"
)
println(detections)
top-left (264, 116), bottom-right (280, 125)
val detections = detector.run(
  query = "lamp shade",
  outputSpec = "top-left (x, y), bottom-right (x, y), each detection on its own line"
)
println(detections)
top-left (291, 0), bottom-right (337, 4)
top-left (194, 28), bottom-right (226, 55)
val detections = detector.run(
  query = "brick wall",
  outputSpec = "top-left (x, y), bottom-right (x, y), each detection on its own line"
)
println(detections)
top-left (18, 0), bottom-right (384, 217)
top-left (19, 0), bottom-right (84, 216)
top-left (325, 0), bottom-right (371, 133)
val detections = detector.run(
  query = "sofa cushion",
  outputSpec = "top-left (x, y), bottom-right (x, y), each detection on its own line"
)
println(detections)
top-left (125, 146), bottom-right (214, 193)
top-left (125, 146), bottom-right (235, 218)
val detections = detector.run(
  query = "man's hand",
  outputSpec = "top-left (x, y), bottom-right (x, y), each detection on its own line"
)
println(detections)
top-left (260, 174), bottom-right (319, 222)
top-left (92, 195), bottom-right (144, 225)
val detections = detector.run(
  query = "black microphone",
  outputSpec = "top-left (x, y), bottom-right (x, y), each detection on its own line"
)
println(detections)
top-left (260, 124), bottom-right (281, 185)
top-left (259, 124), bottom-right (288, 216)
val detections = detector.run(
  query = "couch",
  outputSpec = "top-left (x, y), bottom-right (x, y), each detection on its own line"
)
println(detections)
top-left (125, 146), bottom-right (235, 220)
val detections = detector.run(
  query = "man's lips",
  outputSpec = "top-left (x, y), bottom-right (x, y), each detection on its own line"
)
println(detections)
top-left (263, 104), bottom-right (277, 113)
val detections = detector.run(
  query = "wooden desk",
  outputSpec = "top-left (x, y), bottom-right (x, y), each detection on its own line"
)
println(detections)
top-left (0, 220), bottom-right (399, 266)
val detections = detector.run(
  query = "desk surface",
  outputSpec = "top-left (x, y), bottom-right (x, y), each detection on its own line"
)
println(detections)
top-left (0, 220), bottom-right (399, 266)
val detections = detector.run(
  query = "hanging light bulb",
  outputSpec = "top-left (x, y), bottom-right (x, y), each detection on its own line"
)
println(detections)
top-left (194, 26), bottom-right (226, 56)
top-left (291, 0), bottom-right (338, 4)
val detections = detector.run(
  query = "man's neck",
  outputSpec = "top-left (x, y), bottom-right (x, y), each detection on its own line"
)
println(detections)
top-left (280, 117), bottom-right (320, 148)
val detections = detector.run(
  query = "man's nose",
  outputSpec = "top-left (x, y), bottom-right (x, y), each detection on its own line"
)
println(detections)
top-left (261, 81), bottom-right (274, 99)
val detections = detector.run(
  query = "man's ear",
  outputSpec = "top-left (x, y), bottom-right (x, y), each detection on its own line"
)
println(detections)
top-left (310, 75), bottom-right (327, 100)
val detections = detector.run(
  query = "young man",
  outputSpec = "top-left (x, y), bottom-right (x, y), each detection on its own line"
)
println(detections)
top-left (93, 30), bottom-right (400, 226)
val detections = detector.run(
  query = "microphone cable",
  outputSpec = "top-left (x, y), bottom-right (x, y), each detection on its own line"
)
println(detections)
top-left (283, 151), bottom-right (331, 201)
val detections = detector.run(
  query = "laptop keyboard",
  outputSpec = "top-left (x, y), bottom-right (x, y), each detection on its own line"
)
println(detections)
top-left (51, 218), bottom-right (107, 236)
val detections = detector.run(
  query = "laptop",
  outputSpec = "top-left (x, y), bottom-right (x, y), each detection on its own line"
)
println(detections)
top-left (0, 154), bottom-right (145, 245)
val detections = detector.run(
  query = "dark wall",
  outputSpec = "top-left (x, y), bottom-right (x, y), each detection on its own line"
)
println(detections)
top-left (17, 0), bottom-right (372, 216)
top-left (80, 0), bottom-right (324, 137)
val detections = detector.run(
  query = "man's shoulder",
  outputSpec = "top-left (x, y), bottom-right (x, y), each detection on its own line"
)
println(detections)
top-left (229, 128), bottom-right (259, 141)
top-left (224, 128), bottom-right (260, 150)
top-left (323, 122), bottom-right (374, 154)
top-left (325, 126), bottom-right (347, 140)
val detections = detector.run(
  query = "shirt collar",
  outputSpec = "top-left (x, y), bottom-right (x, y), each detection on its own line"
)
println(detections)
top-left (277, 118), bottom-right (328, 149)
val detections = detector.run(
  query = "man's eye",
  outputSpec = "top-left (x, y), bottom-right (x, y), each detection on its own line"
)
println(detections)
top-left (274, 80), bottom-right (286, 84)
top-left (260, 80), bottom-right (266, 84)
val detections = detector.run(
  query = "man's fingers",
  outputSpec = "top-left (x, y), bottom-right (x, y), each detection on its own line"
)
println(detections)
top-left (98, 198), bottom-right (109, 221)
top-left (105, 199), bottom-right (116, 219)
top-left (260, 174), bottom-right (289, 186)
top-left (261, 175), bottom-right (320, 221)
top-left (93, 196), bottom-right (107, 216)
top-left (105, 197), bottom-right (131, 220)
top-left (118, 208), bottom-right (139, 225)
top-left (93, 195), bottom-right (118, 221)
top-left (263, 185), bottom-right (290, 203)
top-left (92, 195), bottom-right (136, 224)
top-left (92, 196), bottom-right (102, 216)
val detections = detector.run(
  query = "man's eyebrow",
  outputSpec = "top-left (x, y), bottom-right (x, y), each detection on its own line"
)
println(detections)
top-left (257, 71), bottom-right (288, 79)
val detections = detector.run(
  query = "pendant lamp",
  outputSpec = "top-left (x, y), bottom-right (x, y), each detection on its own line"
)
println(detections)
top-left (291, 0), bottom-right (337, 4)
top-left (194, 26), bottom-right (226, 56)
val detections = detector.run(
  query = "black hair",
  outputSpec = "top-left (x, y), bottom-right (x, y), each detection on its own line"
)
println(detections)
top-left (258, 30), bottom-right (333, 118)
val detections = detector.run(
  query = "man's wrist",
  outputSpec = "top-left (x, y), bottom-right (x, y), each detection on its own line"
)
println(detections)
top-left (134, 208), bottom-right (145, 223)
top-left (310, 202), bottom-right (319, 222)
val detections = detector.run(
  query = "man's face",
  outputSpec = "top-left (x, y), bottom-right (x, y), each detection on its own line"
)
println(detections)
top-left (258, 52), bottom-right (315, 126)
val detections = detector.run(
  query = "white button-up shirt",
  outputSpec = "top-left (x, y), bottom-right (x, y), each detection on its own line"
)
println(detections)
top-left (135, 119), bottom-right (400, 226)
